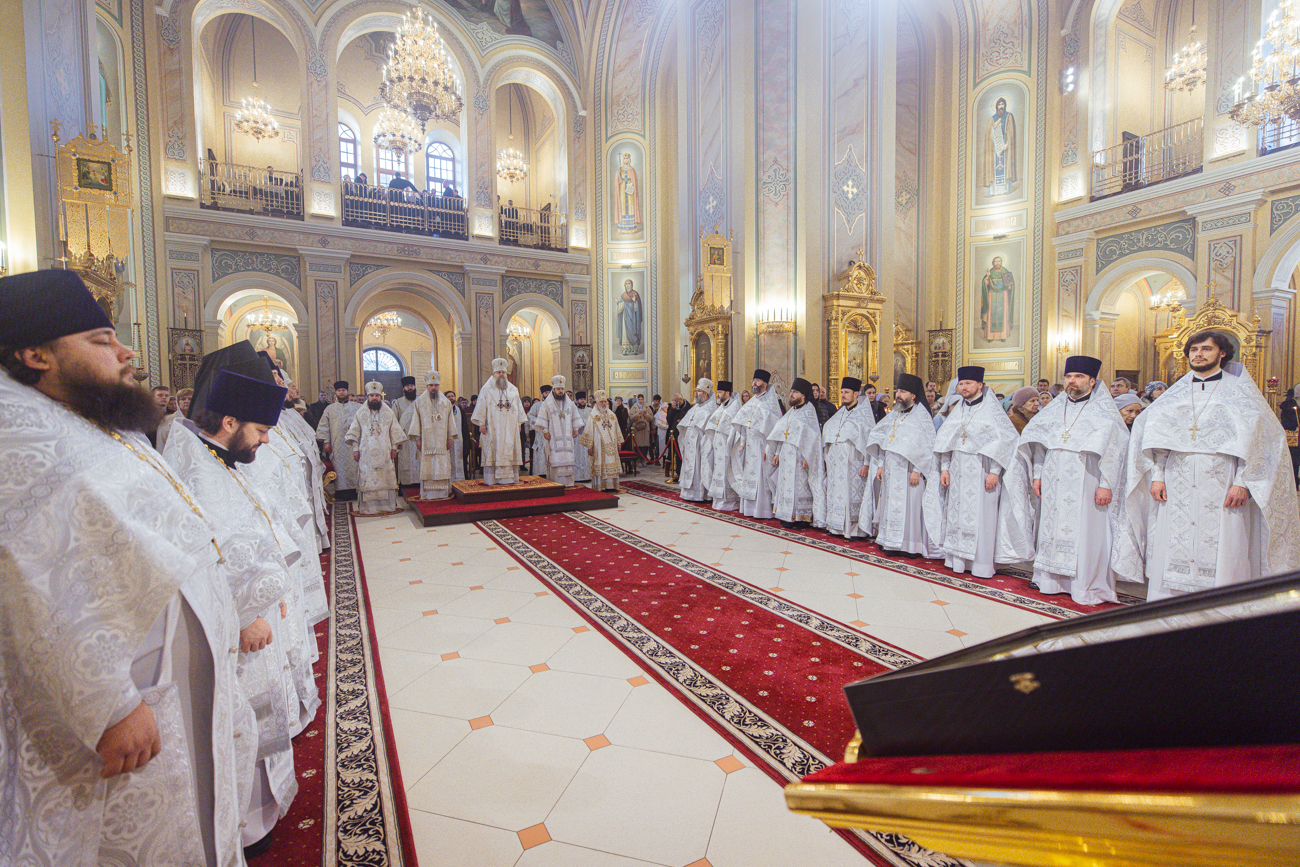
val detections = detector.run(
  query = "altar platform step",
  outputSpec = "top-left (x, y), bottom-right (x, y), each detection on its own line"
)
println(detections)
top-left (404, 478), bottom-right (618, 527)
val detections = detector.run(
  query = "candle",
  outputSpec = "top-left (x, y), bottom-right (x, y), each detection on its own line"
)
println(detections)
top-left (61, 201), bottom-right (68, 246)
top-left (84, 203), bottom-right (91, 253)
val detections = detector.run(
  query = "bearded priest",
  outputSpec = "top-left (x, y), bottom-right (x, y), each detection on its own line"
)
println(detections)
top-left (529, 383), bottom-right (552, 478)
top-left (534, 375), bottom-right (585, 487)
top-left (767, 377), bottom-right (824, 528)
top-left (580, 390), bottom-right (623, 491)
top-left (864, 373), bottom-right (943, 557)
top-left (472, 359), bottom-right (529, 485)
top-left (731, 368), bottom-right (784, 519)
top-left (677, 378), bottom-right (718, 502)
top-left (406, 370), bottom-right (458, 500)
top-left (393, 375), bottom-right (421, 489)
top-left (315, 380), bottom-right (360, 500)
top-left (933, 366), bottom-right (1020, 578)
top-left (705, 380), bottom-right (742, 511)
top-left (1119, 330), bottom-right (1300, 598)
top-left (345, 382), bottom-right (408, 515)
top-left (573, 390), bottom-right (593, 483)
top-left (997, 356), bottom-right (1129, 605)
top-left (814, 377), bottom-right (876, 538)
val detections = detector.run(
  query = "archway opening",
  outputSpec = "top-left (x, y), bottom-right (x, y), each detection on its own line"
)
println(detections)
top-left (1097, 269), bottom-right (1186, 387)
top-left (218, 289), bottom-right (302, 383)
top-left (505, 306), bottom-right (562, 397)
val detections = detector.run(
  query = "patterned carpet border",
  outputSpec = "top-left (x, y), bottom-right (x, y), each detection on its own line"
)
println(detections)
top-left (324, 507), bottom-right (416, 867)
top-left (620, 481), bottom-right (1142, 616)
top-left (477, 514), bottom-right (963, 867)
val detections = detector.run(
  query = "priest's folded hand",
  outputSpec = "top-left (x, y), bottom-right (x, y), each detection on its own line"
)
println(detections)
top-left (1225, 485), bottom-right (1249, 508)
top-left (1095, 487), bottom-right (1113, 507)
top-left (353, 451), bottom-right (361, 462)
top-left (802, 459), bottom-right (809, 470)
top-left (940, 471), bottom-right (950, 487)
top-left (773, 454), bottom-right (780, 467)
top-left (390, 449), bottom-right (398, 460)
top-left (859, 465), bottom-right (869, 478)
top-left (240, 616), bottom-right (273, 653)
top-left (1032, 478), bottom-right (1041, 498)
top-left (1150, 481), bottom-right (1167, 502)
top-left (985, 472), bottom-right (999, 492)
top-left (96, 701), bottom-right (161, 779)
top-left (544, 431), bottom-right (552, 441)
top-left (909, 471), bottom-right (920, 487)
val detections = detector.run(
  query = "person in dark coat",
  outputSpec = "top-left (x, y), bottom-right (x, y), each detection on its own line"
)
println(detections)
top-left (1282, 387), bottom-right (1300, 489)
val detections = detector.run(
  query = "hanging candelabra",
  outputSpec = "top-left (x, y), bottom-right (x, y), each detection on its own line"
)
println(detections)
top-left (379, 6), bottom-right (464, 131)
top-left (1164, 0), bottom-right (1207, 93)
top-left (372, 105), bottom-right (422, 155)
top-left (1230, 0), bottom-right (1300, 127)
top-left (233, 18), bottom-right (280, 142)
top-left (250, 296), bottom-right (290, 333)
top-left (496, 87), bottom-right (528, 183)
top-left (369, 310), bottom-right (402, 342)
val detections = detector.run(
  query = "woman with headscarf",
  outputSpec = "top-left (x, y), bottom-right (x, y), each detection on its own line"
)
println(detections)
top-left (1141, 381), bottom-right (1168, 407)
top-left (1282, 385), bottom-right (1300, 489)
top-left (1114, 393), bottom-right (1142, 429)
top-left (1008, 386), bottom-right (1040, 433)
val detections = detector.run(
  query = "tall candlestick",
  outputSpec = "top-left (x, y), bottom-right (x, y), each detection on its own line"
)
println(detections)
top-left (84, 204), bottom-right (92, 254)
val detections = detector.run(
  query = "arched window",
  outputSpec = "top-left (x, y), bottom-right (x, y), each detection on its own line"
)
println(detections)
top-left (425, 142), bottom-right (455, 192)
top-left (339, 123), bottom-right (359, 181)
top-left (375, 148), bottom-right (410, 187)
top-left (363, 348), bottom-right (403, 373)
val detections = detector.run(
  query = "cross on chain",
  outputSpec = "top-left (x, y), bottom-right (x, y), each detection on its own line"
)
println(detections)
top-left (496, 398), bottom-right (510, 410)
top-left (1061, 430), bottom-right (1071, 442)
top-left (1190, 422), bottom-right (1200, 441)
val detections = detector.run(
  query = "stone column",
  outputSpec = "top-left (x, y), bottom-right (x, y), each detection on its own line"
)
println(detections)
top-left (1051, 230), bottom-right (1093, 372)
top-left (1084, 310), bottom-right (1121, 384)
top-left (464, 265), bottom-right (506, 385)
top-left (1187, 193), bottom-right (1267, 312)
top-left (299, 248), bottom-right (351, 396)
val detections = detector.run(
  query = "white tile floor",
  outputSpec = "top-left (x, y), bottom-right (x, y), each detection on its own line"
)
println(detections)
top-left (354, 492), bottom-right (1060, 867)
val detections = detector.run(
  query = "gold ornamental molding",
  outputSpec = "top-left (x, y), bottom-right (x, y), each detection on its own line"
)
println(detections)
top-left (825, 251), bottom-right (885, 404)
top-left (686, 225), bottom-right (734, 387)
top-left (1154, 293), bottom-right (1270, 390)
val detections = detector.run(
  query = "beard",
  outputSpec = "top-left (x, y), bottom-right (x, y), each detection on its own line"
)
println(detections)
top-left (753, 382), bottom-right (767, 395)
top-left (229, 425), bottom-right (261, 465)
top-left (403, 388), bottom-right (417, 400)
top-left (61, 361), bottom-right (163, 433)
top-left (493, 376), bottom-right (507, 390)
top-left (894, 397), bottom-right (912, 411)
top-left (1190, 357), bottom-right (1219, 372)
top-left (1065, 384), bottom-right (1089, 399)
top-left (367, 397), bottom-right (383, 410)
top-left (791, 394), bottom-right (805, 407)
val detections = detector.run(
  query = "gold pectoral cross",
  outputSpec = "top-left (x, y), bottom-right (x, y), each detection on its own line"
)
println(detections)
top-left (961, 431), bottom-right (968, 444)
top-left (1190, 423), bottom-right (1200, 441)
top-left (1061, 430), bottom-right (1071, 443)
top-left (783, 427), bottom-right (791, 440)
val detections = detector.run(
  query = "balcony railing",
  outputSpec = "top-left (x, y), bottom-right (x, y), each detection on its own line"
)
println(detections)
top-left (199, 159), bottom-right (303, 219)
top-left (1089, 117), bottom-right (1203, 200)
top-left (1260, 116), bottom-right (1300, 156)
top-left (341, 181), bottom-right (469, 239)
top-left (498, 204), bottom-right (568, 252)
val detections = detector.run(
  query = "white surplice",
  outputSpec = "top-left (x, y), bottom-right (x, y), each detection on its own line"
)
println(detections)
top-left (533, 393), bottom-right (585, 487)
top-left (450, 405), bottom-right (466, 481)
top-left (471, 378), bottom-right (528, 485)
top-left (706, 397), bottom-right (742, 511)
top-left (392, 395), bottom-right (421, 486)
top-left (345, 403), bottom-right (408, 514)
top-left (815, 400), bottom-right (876, 537)
top-left (1118, 363), bottom-right (1300, 599)
top-left (573, 403), bottom-right (593, 481)
top-left (579, 406), bottom-right (622, 490)
top-left (865, 405), bottom-right (943, 556)
top-left (405, 390), bottom-right (458, 499)
top-left (315, 400), bottom-right (360, 491)
top-left (730, 386), bottom-right (783, 519)
top-left (766, 401), bottom-right (823, 524)
top-left (933, 387), bottom-right (1020, 578)
top-left (677, 397), bottom-right (718, 501)
top-left (279, 407), bottom-right (330, 550)
top-left (0, 377), bottom-right (255, 867)
top-left (528, 400), bottom-right (548, 477)
top-left (998, 386), bottom-right (1130, 606)
top-left (164, 421), bottom-right (299, 847)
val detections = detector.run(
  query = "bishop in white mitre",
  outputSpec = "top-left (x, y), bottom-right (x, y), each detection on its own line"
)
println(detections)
top-left (580, 390), bottom-right (623, 491)
top-left (933, 366), bottom-right (1020, 578)
top-left (472, 358), bottom-right (529, 485)
top-left (767, 377), bottom-right (825, 527)
top-left (534, 375), bottom-right (586, 487)
top-left (731, 368), bottom-right (784, 519)
top-left (315, 380), bottom-right (361, 499)
top-left (677, 378), bottom-right (718, 502)
top-left (346, 381), bottom-right (409, 515)
top-left (864, 373), bottom-right (943, 557)
top-left (814, 376), bottom-right (875, 538)
top-left (573, 390), bottom-right (593, 482)
top-left (997, 356), bottom-right (1129, 605)
top-left (165, 357), bottom-right (302, 849)
top-left (1118, 331), bottom-right (1300, 599)
top-left (393, 375), bottom-right (421, 488)
top-left (529, 384), bottom-right (552, 477)
top-left (706, 380), bottom-right (742, 511)
top-left (406, 370), bottom-right (458, 499)
top-left (0, 271), bottom-right (255, 867)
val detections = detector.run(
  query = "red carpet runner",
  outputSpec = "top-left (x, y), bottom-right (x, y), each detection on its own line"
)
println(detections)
top-left (621, 480), bottom-right (1139, 616)
top-left (249, 507), bottom-right (419, 867)
top-left (479, 511), bottom-right (963, 867)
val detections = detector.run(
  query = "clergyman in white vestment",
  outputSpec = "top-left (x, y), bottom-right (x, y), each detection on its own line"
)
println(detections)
top-left (533, 375), bottom-right (585, 487)
top-left (1117, 332), bottom-right (1300, 598)
top-left (997, 355), bottom-right (1130, 605)
top-left (346, 381), bottom-right (409, 515)
top-left (573, 391), bottom-right (593, 482)
top-left (731, 369), bottom-right (784, 519)
top-left (677, 378), bottom-right (718, 502)
top-left (934, 367), bottom-right (1020, 578)
top-left (529, 384), bottom-right (551, 477)
top-left (864, 373), bottom-right (943, 557)
top-left (705, 381), bottom-right (741, 511)
top-left (580, 390), bottom-right (623, 491)
top-left (814, 376), bottom-right (875, 538)
top-left (406, 370), bottom-right (459, 499)
top-left (392, 375), bottom-right (421, 487)
top-left (471, 359), bottom-right (529, 485)
top-left (315, 381), bottom-right (361, 499)
top-left (768, 378), bottom-right (825, 527)
top-left (0, 270), bottom-right (255, 867)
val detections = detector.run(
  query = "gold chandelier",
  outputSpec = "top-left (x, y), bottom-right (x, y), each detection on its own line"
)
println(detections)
top-left (250, 295), bottom-right (290, 332)
top-left (1164, 1), bottom-right (1206, 94)
top-left (1231, 0), bottom-right (1300, 127)
top-left (508, 321), bottom-right (531, 341)
top-left (496, 88), bottom-right (528, 183)
top-left (379, 7), bottom-right (464, 131)
top-left (234, 18), bottom-right (280, 141)
top-left (369, 310), bottom-right (402, 342)
top-left (373, 105), bottom-right (421, 156)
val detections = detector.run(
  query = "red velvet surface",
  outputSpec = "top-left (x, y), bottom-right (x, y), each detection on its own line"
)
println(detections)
top-left (621, 481), bottom-right (1124, 616)
top-left (800, 744), bottom-right (1300, 794)
top-left (495, 512), bottom-right (896, 764)
top-left (409, 486), bottom-right (617, 517)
